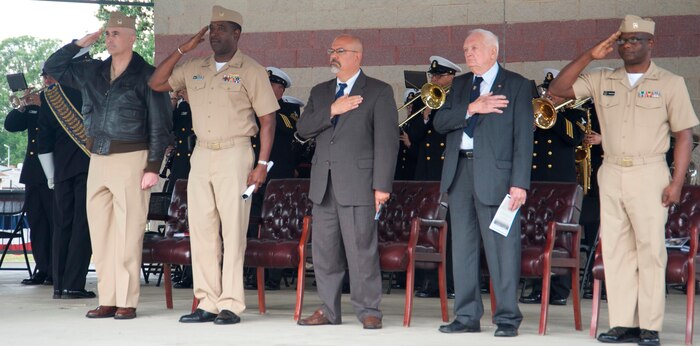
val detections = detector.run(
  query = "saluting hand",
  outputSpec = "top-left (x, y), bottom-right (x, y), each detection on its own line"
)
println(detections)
top-left (468, 92), bottom-right (509, 115)
top-left (330, 95), bottom-right (363, 117)
top-left (179, 26), bottom-right (209, 54)
top-left (589, 31), bottom-right (621, 60)
top-left (75, 29), bottom-right (103, 48)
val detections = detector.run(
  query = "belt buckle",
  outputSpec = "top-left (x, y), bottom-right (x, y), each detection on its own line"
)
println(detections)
top-left (620, 157), bottom-right (633, 167)
top-left (210, 142), bottom-right (221, 150)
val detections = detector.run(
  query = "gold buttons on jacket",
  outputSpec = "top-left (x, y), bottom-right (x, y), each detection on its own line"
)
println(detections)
top-left (440, 142), bottom-right (444, 147)
top-left (181, 128), bottom-right (186, 132)
top-left (547, 139), bottom-right (552, 144)
top-left (427, 130), bottom-right (432, 134)
top-left (533, 153), bottom-right (537, 157)
top-left (426, 156), bottom-right (431, 160)
top-left (178, 140), bottom-right (183, 144)
top-left (426, 143), bottom-right (430, 147)
top-left (548, 151), bottom-right (552, 155)
top-left (532, 165), bottom-right (537, 169)
top-left (547, 164), bottom-right (552, 168)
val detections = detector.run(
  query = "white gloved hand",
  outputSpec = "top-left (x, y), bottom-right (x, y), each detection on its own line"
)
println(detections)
top-left (47, 178), bottom-right (54, 190)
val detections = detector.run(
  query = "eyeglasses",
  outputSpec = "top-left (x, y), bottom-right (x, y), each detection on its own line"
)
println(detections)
top-left (428, 73), bottom-right (449, 79)
top-left (327, 48), bottom-right (358, 55)
top-left (615, 37), bottom-right (650, 45)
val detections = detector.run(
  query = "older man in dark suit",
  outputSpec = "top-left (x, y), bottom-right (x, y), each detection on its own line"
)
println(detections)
top-left (296, 34), bottom-right (399, 330)
top-left (433, 28), bottom-right (534, 337)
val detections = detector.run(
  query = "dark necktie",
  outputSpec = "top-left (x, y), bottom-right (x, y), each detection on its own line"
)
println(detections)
top-left (464, 76), bottom-right (484, 137)
top-left (331, 83), bottom-right (348, 127)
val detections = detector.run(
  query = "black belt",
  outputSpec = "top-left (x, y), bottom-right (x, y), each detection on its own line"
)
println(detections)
top-left (459, 150), bottom-right (474, 159)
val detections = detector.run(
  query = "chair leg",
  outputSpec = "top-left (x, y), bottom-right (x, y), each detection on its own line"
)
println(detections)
top-left (590, 278), bottom-right (602, 337)
top-left (294, 264), bottom-right (305, 321)
top-left (403, 266), bottom-right (415, 327)
top-left (257, 267), bottom-right (266, 315)
top-left (164, 263), bottom-right (173, 309)
top-left (571, 267), bottom-right (582, 331)
top-left (539, 272), bottom-right (552, 335)
top-left (686, 276), bottom-right (695, 345)
top-left (191, 297), bottom-right (198, 313)
top-left (438, 262), bottom-right (449, 322)
top-left (19, 228), bottom-right (32, 276)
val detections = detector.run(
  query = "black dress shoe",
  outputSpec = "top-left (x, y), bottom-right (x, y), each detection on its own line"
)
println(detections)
top-left (447, 288), bottom-right (455, 299)
top-left (53, 290), bottom-right (62, 299)
top-left (61, 289), bottom-right (96, 299)
top-left (214, 309), bottom-right (241, 325)
top-left (494, 324), bottom-right (518, 337)
top-left (438, 320), bottom-right (480, 333)
top-left (550, 297), bottom-right (567, 306)
top-left (638, 329), bottom-right (660, 346)
top-left (597, 326), bottom-right (640, 343)
top-left (519, 291), bottom-right (542, 304)
top-left (173, 279), bottom-right (192, 289)
top-left (21, 272), bottom-right (47, 285)
top-left (43, 277), bottom-right (53, 285)
top-left (415, 288), bottom-right (439, 298)
top-left (179, 308), bottom-right (217, 323)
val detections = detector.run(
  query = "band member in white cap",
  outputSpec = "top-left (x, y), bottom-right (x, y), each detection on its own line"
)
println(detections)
top-left (44, 11), bottom-right (172, 320)
top-left (550, 15), bottom-right (698, 346)
top-left (149, 5), bottom-right (279, 325)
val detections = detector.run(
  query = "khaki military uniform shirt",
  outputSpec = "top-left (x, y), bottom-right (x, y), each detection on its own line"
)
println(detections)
top-left (573, 61), bottom-right (698, 160)
top-left (168, 50), bottom-right (279, 141)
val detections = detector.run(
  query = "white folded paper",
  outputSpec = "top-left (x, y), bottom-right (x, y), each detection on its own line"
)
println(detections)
top-left (242, 161), bottom-right (274, 200)
top-left (489, 194), bottom-right (519, 237)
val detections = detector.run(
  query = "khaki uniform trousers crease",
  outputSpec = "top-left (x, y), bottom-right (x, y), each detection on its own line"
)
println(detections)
top-left (86, 150), bottom-right (150, 308)
top-left (188, 138), bottom-right (254, 315)
top-left (598, 159), bottom-right (669, 331)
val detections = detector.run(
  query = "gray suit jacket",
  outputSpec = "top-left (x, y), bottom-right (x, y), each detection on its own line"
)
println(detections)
top-left (433, 65), bottom-right (534, 205)
top-left (297, 71), bottom-right (399, 206)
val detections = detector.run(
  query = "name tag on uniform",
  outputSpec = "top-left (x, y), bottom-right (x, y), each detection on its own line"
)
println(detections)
top-left (603, 91), bottom-right (615, 96)
top-left (192, 75), bottom-right (204, 80)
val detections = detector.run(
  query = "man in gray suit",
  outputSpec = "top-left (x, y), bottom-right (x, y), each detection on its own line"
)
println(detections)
top-left (433, 29), bottom-right (534, 337)
top-left (296, 34), bottom-right (399, 330)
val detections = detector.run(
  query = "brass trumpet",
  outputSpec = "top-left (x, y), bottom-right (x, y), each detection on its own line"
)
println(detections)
top-left (532, 96), bottom-right (591, 129)
top-left (398, 82), bottom-right (448, 127)
top-left (9, 88), bottom-right (42, 109)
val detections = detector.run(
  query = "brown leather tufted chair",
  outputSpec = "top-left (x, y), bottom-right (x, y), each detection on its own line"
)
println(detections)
top-left (142, 179), bottom-right (195, 310)
top-left (376, 181), bottom-right (448, 327)
top-left (244, 179), bottom-right (313, 320)
top-left (493, 181), bottom-right (583, 335)
top-left (590, 185), bottom-right (700, 345)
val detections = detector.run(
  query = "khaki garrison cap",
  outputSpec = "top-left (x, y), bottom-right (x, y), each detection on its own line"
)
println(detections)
top-left (212, 5), bottom-right (243, 26)
top-left (619, 15), bottom-right (655, 35)
top-left (106, 12), bottom-right (136, 30)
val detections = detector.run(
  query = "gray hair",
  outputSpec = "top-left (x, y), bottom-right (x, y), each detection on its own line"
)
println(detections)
top-left (468, 29), bottom-right (499, 54)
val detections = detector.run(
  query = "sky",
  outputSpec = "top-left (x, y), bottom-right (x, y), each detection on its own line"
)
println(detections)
top-left (0, 0), bottom-right (102, 43)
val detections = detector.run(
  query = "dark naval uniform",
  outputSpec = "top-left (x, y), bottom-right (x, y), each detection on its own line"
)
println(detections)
top-left (407, 108), bottom-right (447, 181)
top-left (170, 100), bottom-right (194, 184)
top-left (531, 108), bottom-right (586, 182)
top-left (4, 105), bottom-right (54, 282)
top-left (36, 84), bottom-right (92, 296)
top-left (252, 99), bottom-right (300, 180)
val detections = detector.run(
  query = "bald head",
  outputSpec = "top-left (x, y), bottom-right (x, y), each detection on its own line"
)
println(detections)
top-left (329, 34), bottom-right (363, 80)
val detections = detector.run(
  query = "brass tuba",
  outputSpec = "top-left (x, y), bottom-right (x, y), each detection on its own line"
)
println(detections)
top-left (398, 82), bottom-right (448, 127)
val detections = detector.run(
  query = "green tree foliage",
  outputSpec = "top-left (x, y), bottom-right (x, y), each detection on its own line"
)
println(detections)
top-left (92, 2), bottom-right (154, 64)
top-left (0, 36), bottom-right (60, 166)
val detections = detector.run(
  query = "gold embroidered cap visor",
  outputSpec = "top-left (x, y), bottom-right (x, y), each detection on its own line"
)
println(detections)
top-left (211, 5), bottom-right (243, 26)
top-left (106, 11), bottom-right (136, 30)
top-left (619, 14), bottom-right (655, 35)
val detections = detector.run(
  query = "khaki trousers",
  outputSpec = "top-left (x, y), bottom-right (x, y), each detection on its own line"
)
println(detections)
top-left (598, 159), bottom-right (669, 331)
top-left (188, 138), bottom-right (253, 314)
top-left (86, 151), bottom-right (150, 308)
